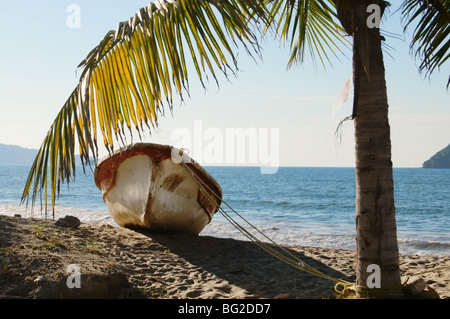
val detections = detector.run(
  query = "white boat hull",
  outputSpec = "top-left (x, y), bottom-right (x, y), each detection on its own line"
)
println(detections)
top-left (94, 143), bottom-right (222, 235)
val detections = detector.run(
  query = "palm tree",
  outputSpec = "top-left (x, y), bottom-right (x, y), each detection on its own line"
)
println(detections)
top-left (334, 0), bottom-right (401, 298)
top-left (21, 0), bottom-right (449, 298)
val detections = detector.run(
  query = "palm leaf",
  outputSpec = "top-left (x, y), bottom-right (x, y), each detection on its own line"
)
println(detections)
top-left (21, 0), bottom-right (268, 214)
top-left (265, 0), bottom-right (348, 68)
top-left (402, 0), bottom-right (450, 86)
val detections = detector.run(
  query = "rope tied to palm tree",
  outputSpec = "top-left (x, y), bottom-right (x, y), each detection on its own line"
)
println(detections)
top-left (175, 148), bottom-right (355, 297)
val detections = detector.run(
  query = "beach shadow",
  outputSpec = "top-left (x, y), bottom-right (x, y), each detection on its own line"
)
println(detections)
top-left (129, 227), bottom-right (355, 298)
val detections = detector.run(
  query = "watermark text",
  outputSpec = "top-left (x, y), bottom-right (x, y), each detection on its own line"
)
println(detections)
top-left (366, 264), bottom-right (381, 288)
top-left (67, 4), bottom-right (81, 29)
top-left (367, 4), bottom-right (381, 29)
top-left (66, 264), bottom-right (81, 288)
top-left (171, 120), bottom-right (279, 174)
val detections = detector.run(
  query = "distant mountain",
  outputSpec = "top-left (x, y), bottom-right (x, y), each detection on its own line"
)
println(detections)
top-left (0, 143), bottom-right (97, 166)
top-left (423, 144), bottom-right (450, 169)
top-left (0, 144), bottom-right (38, 165)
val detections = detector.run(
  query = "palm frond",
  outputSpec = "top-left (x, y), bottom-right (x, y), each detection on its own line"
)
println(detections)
top-left (401, 0), bottom-right (450, 86)
top-left (265, 0), bottom-right (348, 68)
top-left (21, 0), bottom-right (268, 214)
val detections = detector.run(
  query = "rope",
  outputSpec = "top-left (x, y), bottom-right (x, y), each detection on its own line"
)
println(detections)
top-left (177, 155), bottom-right (353, 295)
top-left (403, 265), bottom-right (450, 278)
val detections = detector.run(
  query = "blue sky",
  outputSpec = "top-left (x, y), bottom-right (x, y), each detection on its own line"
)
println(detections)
top-left (0, 1), bottom-right (448, 168)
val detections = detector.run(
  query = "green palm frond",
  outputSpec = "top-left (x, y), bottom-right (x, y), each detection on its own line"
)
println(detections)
top-left (21, 0), bottom-right (268, 214)
top-left (265, 0), bottom-right (348, 68)
top-left (402, 0), bottom-right (450, 86)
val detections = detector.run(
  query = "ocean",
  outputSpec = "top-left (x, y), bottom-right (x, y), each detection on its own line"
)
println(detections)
top-left (0, 165), bottom-right (449, 256)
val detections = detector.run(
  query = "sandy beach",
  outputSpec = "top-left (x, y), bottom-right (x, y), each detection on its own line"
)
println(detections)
top-left (0, 214), bottom-right (448, 300)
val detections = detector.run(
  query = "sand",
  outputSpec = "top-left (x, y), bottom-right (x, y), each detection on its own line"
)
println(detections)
top-left (0, 214), bottom-right (448, 300)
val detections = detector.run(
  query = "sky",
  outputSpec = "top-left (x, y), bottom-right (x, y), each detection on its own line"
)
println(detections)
top-left (0, 1), bottom-right (449, 169)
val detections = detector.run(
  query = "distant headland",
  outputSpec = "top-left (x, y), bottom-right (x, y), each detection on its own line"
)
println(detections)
top-left (423, 144), bottom-right (450, 169)
top-left (0, 144), bottom-right (37, 165)
top-left (0, 144), bottom-right (90, 166)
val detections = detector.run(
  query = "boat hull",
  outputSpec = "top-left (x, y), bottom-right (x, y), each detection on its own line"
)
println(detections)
top-left (94, 143), bottom-right (222, 235)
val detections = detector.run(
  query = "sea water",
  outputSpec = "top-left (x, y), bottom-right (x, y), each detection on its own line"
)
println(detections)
top-left (0, 165), bottom-right (448, 256)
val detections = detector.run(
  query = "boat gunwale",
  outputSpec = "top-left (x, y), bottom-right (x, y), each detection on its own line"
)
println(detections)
top-left (94, 143), bottom-right (222, 197)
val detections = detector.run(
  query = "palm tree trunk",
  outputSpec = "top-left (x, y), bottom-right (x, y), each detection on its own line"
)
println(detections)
top-left (353, 16), bottom-right (402, 298)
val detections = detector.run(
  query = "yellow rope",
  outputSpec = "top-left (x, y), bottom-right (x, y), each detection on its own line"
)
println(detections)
top-left (403, 265), bottom-right (450, 278)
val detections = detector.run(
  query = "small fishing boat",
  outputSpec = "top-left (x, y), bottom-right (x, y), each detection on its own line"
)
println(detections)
top-left (94, 143), bottom-right (222, 235)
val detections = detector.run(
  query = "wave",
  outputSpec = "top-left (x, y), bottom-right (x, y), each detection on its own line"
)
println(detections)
top-left (397, 237), bottom-right (450, 257)
top-left (0, 203), bottom-right (116, 226)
